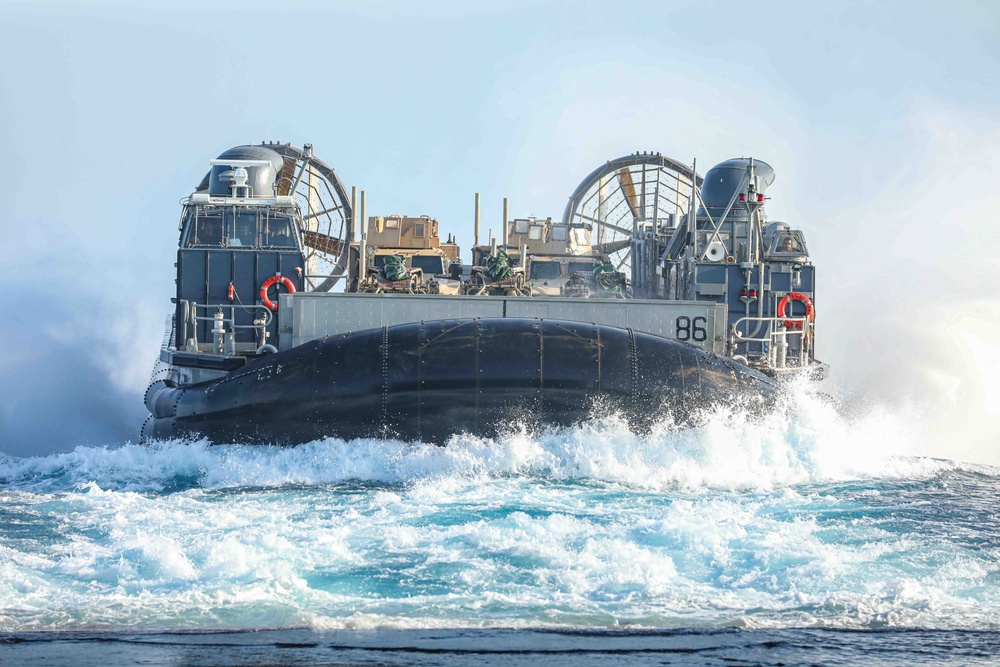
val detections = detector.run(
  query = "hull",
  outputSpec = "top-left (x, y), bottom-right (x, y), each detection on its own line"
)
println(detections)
top-left (143, 318), bottom-right (775, 445)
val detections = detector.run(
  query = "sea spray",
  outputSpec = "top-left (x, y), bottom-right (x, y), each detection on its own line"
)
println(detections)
top-left (0, 384), bottom-right (946, 494)
top-left (1, 387), bottom-right (997, 632)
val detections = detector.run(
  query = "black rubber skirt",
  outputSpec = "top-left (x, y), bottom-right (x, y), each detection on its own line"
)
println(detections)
top-left (143, 318), bottom-right (775, 445)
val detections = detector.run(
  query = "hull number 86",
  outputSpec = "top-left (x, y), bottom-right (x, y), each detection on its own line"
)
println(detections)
top-left (675, 316), bottom-right (708, 342)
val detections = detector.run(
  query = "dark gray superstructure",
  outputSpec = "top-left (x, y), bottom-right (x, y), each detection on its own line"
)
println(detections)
top-left (174, 145), bottom-right (306, 362)
top-left (144, 144), bottom-right (821, 445)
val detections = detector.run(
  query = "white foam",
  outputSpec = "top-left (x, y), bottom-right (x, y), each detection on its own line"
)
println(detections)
top-left (2, 388), bottom-right (998, 632)
top-left (0, 384), bottom-right (973, 494)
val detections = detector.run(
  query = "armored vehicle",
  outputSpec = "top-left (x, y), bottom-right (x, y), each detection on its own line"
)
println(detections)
top-left (495, 216), bottom-right (632, 298)
top-left (359, 214), bottom-right (462, 293)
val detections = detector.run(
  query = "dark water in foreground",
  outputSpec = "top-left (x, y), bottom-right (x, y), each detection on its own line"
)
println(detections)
top-left (2, 395), bottom-right (999, 664)
top-left (5, 628), bottom-right (1000, 666)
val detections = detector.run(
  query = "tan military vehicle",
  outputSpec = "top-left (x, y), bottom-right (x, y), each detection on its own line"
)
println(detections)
top-left (501, 217), bottom-right (631, 298)
top-left (360, 214), bottom-right (463, 294)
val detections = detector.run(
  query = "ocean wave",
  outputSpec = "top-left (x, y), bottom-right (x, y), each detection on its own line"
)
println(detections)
top-left (4, 385), bottom-right (999, 633)
top-left (1, 469), bottom-right (998, 632)
top-left (0, 385), bottom-right (970, 494)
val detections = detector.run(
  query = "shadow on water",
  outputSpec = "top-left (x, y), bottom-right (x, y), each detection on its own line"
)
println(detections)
top-left (3, 628), bottom-right (1000, 666)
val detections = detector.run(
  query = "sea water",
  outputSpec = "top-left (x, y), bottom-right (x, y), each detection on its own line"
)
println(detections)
top-left (2, 388), bottom-right (999, 665)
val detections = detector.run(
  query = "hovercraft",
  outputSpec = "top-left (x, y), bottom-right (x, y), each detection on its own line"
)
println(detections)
top-left (143, 144), bottom-right (824, 445)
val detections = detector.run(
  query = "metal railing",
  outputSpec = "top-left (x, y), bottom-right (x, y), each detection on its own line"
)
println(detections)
top-left (732, 315), bottom-right (813, 371)
top-left (178, 300), bottom-right (273, 355)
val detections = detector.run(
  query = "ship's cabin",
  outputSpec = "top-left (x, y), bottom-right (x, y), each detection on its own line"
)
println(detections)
top-left (174, 199), bottom-right (306, 356)
top-left (182, 204), bottom-right (302, 250)
top-left (763, 222), bottom-right (810, 262)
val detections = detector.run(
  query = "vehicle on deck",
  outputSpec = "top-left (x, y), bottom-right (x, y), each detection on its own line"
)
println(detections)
top-left (358, 214), bottom-right (461, 295)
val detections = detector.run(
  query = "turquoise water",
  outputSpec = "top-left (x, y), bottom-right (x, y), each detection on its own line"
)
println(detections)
top-left (2, 391), bottom-right (999, 663)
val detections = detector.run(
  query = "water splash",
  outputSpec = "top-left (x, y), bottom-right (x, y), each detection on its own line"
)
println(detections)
top-left (2, 388), bottom-right (997, 633)
top-left (0, 385), bottom-right (955, 494)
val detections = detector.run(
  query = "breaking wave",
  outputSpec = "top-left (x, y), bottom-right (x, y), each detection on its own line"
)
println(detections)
top-left (0, 385), bottom-right (954, 494)
top-left (1, 386), bottom-right (998, 633)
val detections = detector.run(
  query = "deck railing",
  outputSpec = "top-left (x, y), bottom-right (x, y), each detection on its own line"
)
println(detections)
top-left (732, 315), bottom-right (813, 371)
top-left (178, 300), bottom-right (273, 355)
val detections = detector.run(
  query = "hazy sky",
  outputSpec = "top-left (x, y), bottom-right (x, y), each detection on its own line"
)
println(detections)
top-left (1, 1), bottom-right (998, 461)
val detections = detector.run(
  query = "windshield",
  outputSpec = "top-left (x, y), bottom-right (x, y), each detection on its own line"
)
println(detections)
top-left (568, 261), bottom-right (597, 274)
top-left (229, 211), bottom-right (258, 247)
top-left (188, 208), bottom-right (301, 250)
top-left (190, 211), bottom-right (223, 246)
top-left (263, 216), bottom-right (296, 247)
top-left (411, 255), bottom-right (445, 275)
top-left (530, 261), bottom-right (562, 279)
top-left (775, 233), bottom-right (804, 253)
top-left (570, 227), bottom-right (591, 246)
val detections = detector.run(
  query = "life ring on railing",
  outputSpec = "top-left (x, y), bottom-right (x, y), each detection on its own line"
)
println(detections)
top-left (259, 274), bottom-right (296, 311)
top-left (777, 292), bottom-right (814, 329)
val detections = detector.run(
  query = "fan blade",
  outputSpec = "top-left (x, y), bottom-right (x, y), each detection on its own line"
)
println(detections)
top-left (596, 239), bottom-right (632, 254)
top-left (275, 157), bottom-right (296, 196)
top-left (303, 230), bottom-right (344, 255)
top-left (617, 167), bottom-right (640, 220)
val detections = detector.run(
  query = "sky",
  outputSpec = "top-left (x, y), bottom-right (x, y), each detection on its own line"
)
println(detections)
top-left (1, 0), bottom-right (998, 462)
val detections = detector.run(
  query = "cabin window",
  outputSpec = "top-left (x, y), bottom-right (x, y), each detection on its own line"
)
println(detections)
top-left (263, 216), bottom-right (296, 248)
top-left (411, 255), bottom-right (444, 275)
top-left (551, 226), bottom-right (568, 241)
top-left (570, 227), bottom-right (591, 247)
top-left (230, 211), bottom-right (258, 247)
top-left (528, 225), bottom-right (543, 240)
top-left (775, 234), bottom-right (803, 253)
top-left (530, 261), bottom-right (562, 279)
top-left (191, 211), bottom-right (223, 246)
top-left (569, 261), bottom-right (597, 275)
top-left (415, 223), bottom-right (425, 237)
top-left (514, 220), bottom-right (529, 235)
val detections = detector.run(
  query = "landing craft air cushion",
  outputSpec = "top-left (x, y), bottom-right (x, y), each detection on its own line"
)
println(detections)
top-left (143, 143), bottom-right (824, 444)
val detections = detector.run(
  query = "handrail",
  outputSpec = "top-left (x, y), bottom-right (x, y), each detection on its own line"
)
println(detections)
top-left (179, 300), bottom-right (273, 355)
top-left (732, 315), bottom-right (813, 370)
top-left (190, 303), bottom-right (272, 328)
top-left (732, 314), bottom-right (809, 341)
top-left (303, 273), bottom-right (343, 279)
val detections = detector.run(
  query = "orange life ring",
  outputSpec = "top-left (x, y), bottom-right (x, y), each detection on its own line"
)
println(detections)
top-left (259, 275), bottom-right (296, 311)
top-left (777, 292), bottom-right (814, 329)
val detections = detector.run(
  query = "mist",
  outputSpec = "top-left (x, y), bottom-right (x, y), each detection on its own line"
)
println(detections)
top-left (0, 319), bottom-right (145, 458)
top-left (811, 103), bottom-right (1000, 464)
